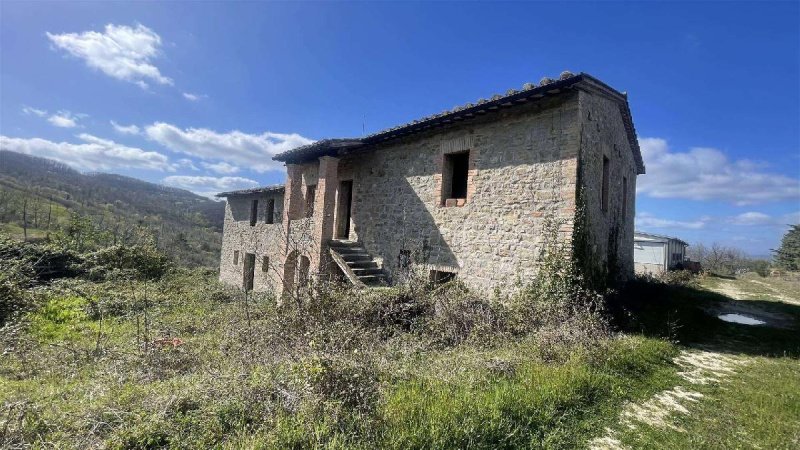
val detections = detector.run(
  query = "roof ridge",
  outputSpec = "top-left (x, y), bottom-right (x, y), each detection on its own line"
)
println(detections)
top-left (272, 71), bottom-right (643, 175)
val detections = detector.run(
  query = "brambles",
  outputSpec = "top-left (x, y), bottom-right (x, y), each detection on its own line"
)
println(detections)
top-left (0, 219), bottom-right (678, 449)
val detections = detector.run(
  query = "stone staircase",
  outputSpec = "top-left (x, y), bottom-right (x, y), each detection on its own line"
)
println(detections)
top-left (328, 240), bottom-right (387, 287)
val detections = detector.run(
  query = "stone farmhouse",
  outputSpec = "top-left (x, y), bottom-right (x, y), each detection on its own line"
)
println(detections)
top-left (217, 72), bottom-right (645, 295)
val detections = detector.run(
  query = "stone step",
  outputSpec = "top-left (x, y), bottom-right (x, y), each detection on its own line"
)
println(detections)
top-left (341, 253), bottom-right (372, 262)
top-left (328, 240), bottom-right (387, 289)
top-left (351, 267), bottom-right (384, 276)
top-left (329, 240), bottom-right (361, 248)
top-left (346, 260), bottom-right (379, 269)
top-left (334, 247), bottom-right (368, 255)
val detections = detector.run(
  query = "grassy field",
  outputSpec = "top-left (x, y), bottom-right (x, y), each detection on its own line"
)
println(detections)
top-left (0, 264), bottom-right (681, 449)
top-left (605, 274), bottom-right (800, 449)
top-left (2, 259), bottom-right (798, 448)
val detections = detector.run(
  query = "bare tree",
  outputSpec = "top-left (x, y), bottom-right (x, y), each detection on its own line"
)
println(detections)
top-left (689, 242), bottom-right (750, 276)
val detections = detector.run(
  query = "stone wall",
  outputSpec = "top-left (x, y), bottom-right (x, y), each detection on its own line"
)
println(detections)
top-left (342, 94), bottom-right (581, 293)
top-left (576, 90), bottom-right (638, 282)
top-left (219, 190), bottom-right (286, 293)
top-left (218, 87), bottom-right (641, 295)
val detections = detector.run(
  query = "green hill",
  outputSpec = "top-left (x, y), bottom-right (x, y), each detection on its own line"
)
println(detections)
top-left (0, 150), bottom-right (224, 267)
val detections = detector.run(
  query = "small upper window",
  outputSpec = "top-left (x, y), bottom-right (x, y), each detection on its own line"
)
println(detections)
top-left (250, 199), bottom-right (258, 226)
top-left (305, 185), bottom-right (316, 217)
top-left (601, 156), bottom-right (610, 213)
top-left (233, 250), bottom-right (240, 265)
top-left (266, 198), bottom-right (275, 224)
top-left (262, 255), bottom-right (270, 272)
top-left (442, 151), bottom-right (469, 206)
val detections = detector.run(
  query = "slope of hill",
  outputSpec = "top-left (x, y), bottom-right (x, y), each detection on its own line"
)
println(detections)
top-left (0, 150), bottom-right (225, 267)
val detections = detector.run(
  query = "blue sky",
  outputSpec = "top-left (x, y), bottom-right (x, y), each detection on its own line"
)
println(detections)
top-left (1, 1), bottom-right (798, 256)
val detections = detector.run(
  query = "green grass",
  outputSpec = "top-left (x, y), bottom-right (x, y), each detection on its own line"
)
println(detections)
top-left (608, 274), bottom-right (800, 449)
top-left (4, 268), bottom-right (799, 449)
top-left (379, 338), bottom-right (677, 450)
top-left (615, 354), bottom-right (800, 449)
top-left (0, 270), bottom-right (684, 449)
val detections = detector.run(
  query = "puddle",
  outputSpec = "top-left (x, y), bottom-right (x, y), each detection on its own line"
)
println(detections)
top-left (717, 313), bottom-right (766, 326)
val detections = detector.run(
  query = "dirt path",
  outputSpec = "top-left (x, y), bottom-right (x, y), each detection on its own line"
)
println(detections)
top-left (709, 277), bottom-right (800, 305)
top-left (588, 349), bottom-right (746, 450)
top-left (711, 279), bottom-right (748, 300)
top-left (746, 278), bottom-right (800, 305)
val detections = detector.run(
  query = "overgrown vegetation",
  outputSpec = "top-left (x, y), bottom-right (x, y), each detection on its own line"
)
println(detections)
top-left (0, 222), bottom-right (687, 449)
top-left (0, 150), bottom-right (223, 267)
top-left (687, 242), bottom-right (773, 277)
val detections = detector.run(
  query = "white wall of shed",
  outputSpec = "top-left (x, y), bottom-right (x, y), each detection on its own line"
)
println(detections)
top-left (633, 240), bottom-right (665, 267)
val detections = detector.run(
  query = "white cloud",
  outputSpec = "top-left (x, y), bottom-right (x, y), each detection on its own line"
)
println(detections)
top-left (730, 211), bottom-right (800, 226)
top-left (202, 161), bottom-right (240, 174)
top-left (636, 212), bottom-right (710, 230)
top-left (638, 137), bottom-right (800, 205)
top-left (144, 122), bottom-right (313, 172)
top-left (22, 107), bottom-right (85, 128)
top-left (182, 92), bottom-right (207, 101)
top-left (730, 212), bottom-right (772, 226)
top-left (47, 111), bottom-right (82, 128)
top-left (22, 106), bottom-right (47, 117)
top-left (47, 23), bottom-right (172, 89)
top-left (162, 175), bottom-right (258, 198)
top-left (0, 134), bottom-right (173, 172)
top-left (176, 158), bottom-right (199, 171)
top-left (110, 120), bottom-right (140, 135)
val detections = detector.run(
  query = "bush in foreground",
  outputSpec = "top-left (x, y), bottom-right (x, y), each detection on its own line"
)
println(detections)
top-left (0, 229), bottom-right (681, 449)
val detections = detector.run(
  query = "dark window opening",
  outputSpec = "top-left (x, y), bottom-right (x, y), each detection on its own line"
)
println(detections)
top-left (262, 255), bottom-right (269, 272)
top-left (243, 253), bottom-right (256, 291)
top-left (305, 185), bottom-right (316, 217)
top-left (265, 198), bottom-right (275, 224)
top-left (621, 176), bottom-right (628, 219)
top-left (250, 199), bottom-right (258, 226)
top-left (233, 250), bottom-right (239, 265)
top-left (429, 270), bottom-right (456, 284)
top-left (336, 180), bottom-right (353, 239)
top-left (398, 249), bottom-right (411, 269)
top-left (601, 156), bottom-right (610, 213)
top-left (298, 255), bottom-right (310, 285)
top-left (442, 151), bottom-right (469, 206)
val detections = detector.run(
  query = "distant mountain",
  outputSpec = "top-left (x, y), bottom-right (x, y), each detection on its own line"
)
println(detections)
top-left (0, 150), bottom-right (225, 267)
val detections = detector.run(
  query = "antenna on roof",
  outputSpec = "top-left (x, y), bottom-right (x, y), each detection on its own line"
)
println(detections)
top-left (362, 115), bottom-right (366, 135)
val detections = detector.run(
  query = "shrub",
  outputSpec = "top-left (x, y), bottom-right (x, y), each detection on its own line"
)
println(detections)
top-left (0, 253), bottom-right (37, 325)
top-left (0, 233), bottom-right (84, 283)
top-left (654, 269), bottom-right (697, 287)
top-left (426, 281), bottom-right (507, 346)
top-left (83, 244), bottom-right (172, 281)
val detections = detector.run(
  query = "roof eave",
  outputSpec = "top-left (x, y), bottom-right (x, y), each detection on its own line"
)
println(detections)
top-left (215, 185), bottom-right (285, 198)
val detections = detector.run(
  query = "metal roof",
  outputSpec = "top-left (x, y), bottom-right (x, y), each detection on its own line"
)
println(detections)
top-left (272, 72), bottom-right (644, 174)
top-left (215, 184), bottom-right (285, 198)
top-left (634, 231), bottom-right (689, 246)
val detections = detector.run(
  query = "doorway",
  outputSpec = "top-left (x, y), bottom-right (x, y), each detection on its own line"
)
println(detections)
top-left (243, 253), bottom-right (256, 291)
top-left (336, 180), bottom-right (353, 239)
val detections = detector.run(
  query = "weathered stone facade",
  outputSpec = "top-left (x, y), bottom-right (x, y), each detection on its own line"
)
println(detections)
top-left (218, 188), bottom-right (286, 292)
top-left (218, 73), bottom-right (644, 295)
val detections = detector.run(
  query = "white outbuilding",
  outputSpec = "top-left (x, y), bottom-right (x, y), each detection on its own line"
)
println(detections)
top-left (633, 231), bottom-right (688, 275)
